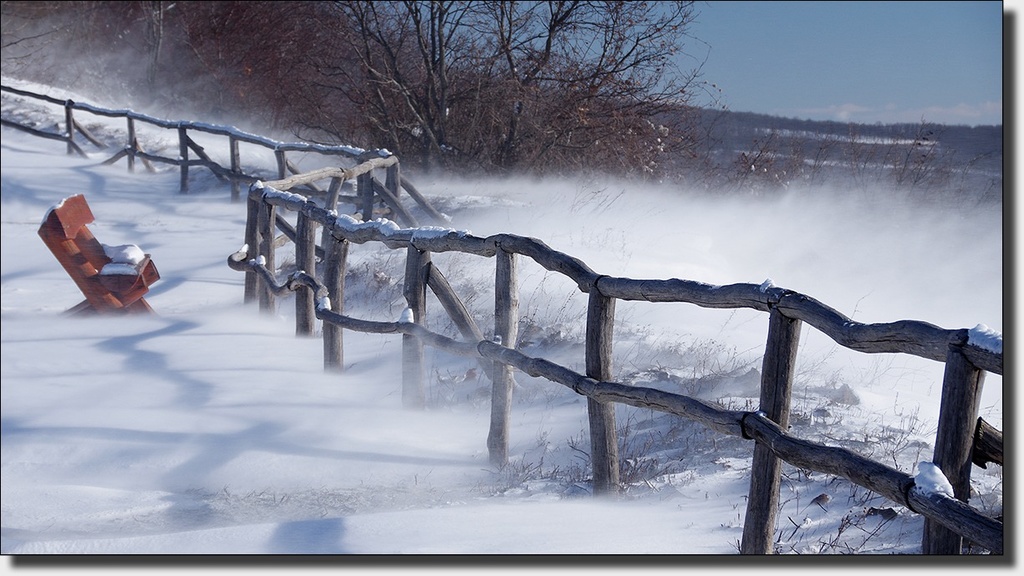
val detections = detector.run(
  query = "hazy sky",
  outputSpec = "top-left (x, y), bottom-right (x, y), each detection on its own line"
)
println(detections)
top-left (683, 1), bottom-right (1004, 126)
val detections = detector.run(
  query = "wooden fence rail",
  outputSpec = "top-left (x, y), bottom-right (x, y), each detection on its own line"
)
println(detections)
top-left (228, 176), bottom-right (1003, 555)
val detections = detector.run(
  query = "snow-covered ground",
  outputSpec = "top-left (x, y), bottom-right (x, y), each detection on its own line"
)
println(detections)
top-left (0, 79), bottom-right (1011, 566)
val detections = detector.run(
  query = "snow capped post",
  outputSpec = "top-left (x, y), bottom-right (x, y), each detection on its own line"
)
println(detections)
top-left (488, 247), bottom-right (519, 466)
top-left (922, 329), bottom-right (990, 554)
top-left (741, 301), bottom-right (801, 554)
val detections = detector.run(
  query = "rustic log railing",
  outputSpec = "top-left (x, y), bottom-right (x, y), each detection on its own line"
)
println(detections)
top-left (0, 84), bottom-right (448, 227)
top-left (228, 174), bottom-right (1003, 555)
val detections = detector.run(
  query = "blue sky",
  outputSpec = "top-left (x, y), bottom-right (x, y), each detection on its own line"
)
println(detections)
top-left (681, 1), bottom-right (1004, 126)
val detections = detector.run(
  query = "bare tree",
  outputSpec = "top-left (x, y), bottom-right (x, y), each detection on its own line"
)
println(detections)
top-left (1, 1), bottom-right (107, 83)
top-left (330, 0), bottom-right (704, 176)
top-left (3, 1), bottom-right (185, 108)
top-left (2, 1), bottom-right (60, 75)
top-left (887, 121), bottom-right (952, 191)
top-left (141, 1), bottom-right (165, 90)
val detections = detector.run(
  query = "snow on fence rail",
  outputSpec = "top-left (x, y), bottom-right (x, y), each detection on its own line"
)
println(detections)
top-left (228, 171), bottom-right (1003, 556)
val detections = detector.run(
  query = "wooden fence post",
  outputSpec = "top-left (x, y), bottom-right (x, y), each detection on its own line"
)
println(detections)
top-left (294, 210), bottom-right (317, 336)
top-left (64, 102), bottom-right (74, 155)
top-left (256, 195), bottom-right (276, 314)
top-left (358, 171), bottom-right (374, 222)
top-left (741, 307), bottom-right (802, 554)
top-left (177, 124), bottom-right (189, 194)
top-left (488, 249), bottom-right (519, 466)
top-left (275, 149), bottom-right (287, 180)
top-left (403, 246), bottom-right (429, 408)
top-left (325, 177), bottom-right (344, 212)
top-left (586, 289), bottom-right (620, 496)
top-left (386, 161), bottom-right (401, 200)
top-left (242, 193), bottom-right (260, 304)
top-left (323, 234), bottom-right (348, 371)
top-left (126, 117), bottom-right (136, 173)
top-left (922, 340), bottom-right (986, 554)
top-left (230, 136), bottom-right (241, 202)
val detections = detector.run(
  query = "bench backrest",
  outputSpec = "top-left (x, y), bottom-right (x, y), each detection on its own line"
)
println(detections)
top-left (38, 194), bottom-right (159, 313)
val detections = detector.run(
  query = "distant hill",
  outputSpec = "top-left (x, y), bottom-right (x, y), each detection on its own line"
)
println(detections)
top-left (709, 109), bottom-right (1001, 172)
top-left (666, 107), bottom-right (1002, 202)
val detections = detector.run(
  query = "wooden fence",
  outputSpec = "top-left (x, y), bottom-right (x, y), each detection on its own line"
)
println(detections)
top-left (0, 84), bottom-right (447, 226)
top-left (2, 85), bottom-right (1003, 554)
top-left (227, 167), bottom-right (1003, 555)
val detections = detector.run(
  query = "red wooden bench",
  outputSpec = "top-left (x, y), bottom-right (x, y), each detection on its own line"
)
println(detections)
top-left (38, 194), bottom-right (160, 314)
